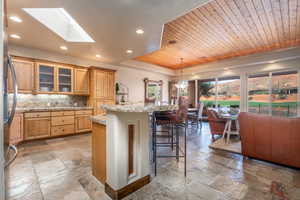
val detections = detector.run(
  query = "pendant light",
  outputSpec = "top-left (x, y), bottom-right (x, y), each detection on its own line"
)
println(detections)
top-left (175, 58), bottom-right (188, 89)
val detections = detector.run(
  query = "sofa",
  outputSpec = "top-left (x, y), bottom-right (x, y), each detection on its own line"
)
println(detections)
top-left (238, 112), bottom-right (300, 168)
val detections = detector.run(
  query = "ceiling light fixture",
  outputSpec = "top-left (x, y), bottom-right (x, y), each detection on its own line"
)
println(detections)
top-left (10, 34), bottom-right (21, 39)
top-left (96, 54), bottom-right (101, 58)
top-left (9, 16), bottom-right (22, 23)
top-left (136, 29), bottom-right (144, 34)
top-left (60, 46), bottom-right (68, 50)
top-left (23, 8), bottom-right (95, 43)
top-left (126, 50), bottom-right (133, 54)
top-left (175, 58), bottom-right (188, 89)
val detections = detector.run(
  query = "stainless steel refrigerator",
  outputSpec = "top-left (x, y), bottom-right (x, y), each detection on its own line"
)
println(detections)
top-left (1, 0), bottom-right (18, 197)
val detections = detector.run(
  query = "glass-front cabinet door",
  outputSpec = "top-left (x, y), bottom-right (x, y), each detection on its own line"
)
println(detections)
top-left (37, 63), bottom-right (55, 93)
top-left (58, 66), bottom-right (73, 93)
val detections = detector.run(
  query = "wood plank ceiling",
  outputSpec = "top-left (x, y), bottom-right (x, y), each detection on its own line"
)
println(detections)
top-left (135, 0), bottom-right (300, 69)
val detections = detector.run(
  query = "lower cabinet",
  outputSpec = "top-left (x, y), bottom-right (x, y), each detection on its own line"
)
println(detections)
top-left (75, 115), bottom-right (92, 133)
top-left (24, 117), bottom-right (51, 140)
top-left (92, 122), bottom-right (106, 184)
top-left (21, 109), bottom-right (92, 141)
top-left (51, 124), bottom-right (75, 136)
top-left (9, 113), bottom-right (24, 145)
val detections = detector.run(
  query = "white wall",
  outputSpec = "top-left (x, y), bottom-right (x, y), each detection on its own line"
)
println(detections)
top-left (8, 44), bottom-right (171, 103)
top-left (115, 67), bottom-right (169, 102)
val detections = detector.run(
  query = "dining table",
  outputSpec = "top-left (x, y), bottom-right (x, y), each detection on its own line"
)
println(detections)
top-left (219, 113), bottom-right (240, 144)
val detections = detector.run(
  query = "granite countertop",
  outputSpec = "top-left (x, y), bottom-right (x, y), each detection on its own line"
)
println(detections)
top-left (90, 115), bottom-right (106, 125)
top-left (101, 103), bottom-right (178, 113)
top-left (16, 106), bottom-right (93, 113)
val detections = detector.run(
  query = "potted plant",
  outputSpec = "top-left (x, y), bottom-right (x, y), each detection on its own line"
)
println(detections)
top-left (116, 82), bottom-right (120, 95)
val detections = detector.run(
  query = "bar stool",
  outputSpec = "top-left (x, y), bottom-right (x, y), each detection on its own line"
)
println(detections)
top-left (152, 96), bottom-right (188, 177)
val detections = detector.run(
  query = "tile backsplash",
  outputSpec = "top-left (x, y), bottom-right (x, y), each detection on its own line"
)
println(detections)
top-left (8, 94), bottom-right (88, 108)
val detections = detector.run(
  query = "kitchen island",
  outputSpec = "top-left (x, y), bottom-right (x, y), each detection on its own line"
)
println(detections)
top-left (91, 104), bottom-right (177, 200)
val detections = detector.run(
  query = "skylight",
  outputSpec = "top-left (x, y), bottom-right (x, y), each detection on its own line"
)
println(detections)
top-left (23, 8), bottom-right (95, 43)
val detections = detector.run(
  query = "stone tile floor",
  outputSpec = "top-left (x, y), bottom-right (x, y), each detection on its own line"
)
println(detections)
top-left (5, 123), bottom-right (300, 200)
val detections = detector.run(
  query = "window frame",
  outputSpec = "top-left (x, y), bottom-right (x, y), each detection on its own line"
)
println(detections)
top-left (246, 69), bottom-right (299, 117)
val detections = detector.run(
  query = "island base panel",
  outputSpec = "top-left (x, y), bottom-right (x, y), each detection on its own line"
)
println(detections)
top-left (105, 175), bottom-right (150, 200)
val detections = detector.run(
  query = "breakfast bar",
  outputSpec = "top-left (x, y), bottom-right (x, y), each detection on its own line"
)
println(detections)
top-left (91, 104), bottom-right (177, 200)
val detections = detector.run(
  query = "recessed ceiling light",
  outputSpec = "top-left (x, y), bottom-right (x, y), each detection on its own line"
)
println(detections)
top-left (9, 16), bottom-right (22, 23)
top-left (60, 46), bottom-right (68, 50)
top-left (96, 54), bottom-right (101, 58)
top-left (23, 8), bottom-right (95, 43)
top-left (10, 34), bottom-right (21, 39)
top-left (136, 29), bottom-right (144, 34)
top-left (126, 50), bottom-right (133, 54)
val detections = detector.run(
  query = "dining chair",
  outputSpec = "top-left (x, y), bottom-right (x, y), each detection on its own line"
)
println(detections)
top-left (188, 102), bottom-right (204, 130)
top-left (207, 109), bottom-right (227, 140)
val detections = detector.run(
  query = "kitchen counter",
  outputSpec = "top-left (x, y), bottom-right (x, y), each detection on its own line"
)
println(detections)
top-left (101, 103), bottom-right (178, 113)
top-left (16, 106), bottom-right (93, 113)
top-left (90, 115), bottom-right (106, 125)
top-left (96, 103), bottom-right (180, 199)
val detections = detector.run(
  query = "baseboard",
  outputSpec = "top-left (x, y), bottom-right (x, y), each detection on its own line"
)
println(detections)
top-left (105, 175), bottom-right (151, 200)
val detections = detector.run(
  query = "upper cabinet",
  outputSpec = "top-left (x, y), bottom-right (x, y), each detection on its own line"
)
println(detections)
top-left (94, 70), bottom-right (115, 99)
top-left (89, 67), bottom-right (115, 115)
top-left (57, 66), bottom-right (73, 94)
top-left (8, 59), bottom-right (35, 93)
top-left (9, 57), bottom-right (115, 98)
top-left (74, 68), bottom-right (89, 95)
top-left (36, 62), bottom-right (56, 93)
top-left (36, 63), bottom-right (75, 94)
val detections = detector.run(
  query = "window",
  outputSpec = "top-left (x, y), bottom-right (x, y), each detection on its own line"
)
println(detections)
top-left (216, 76), bottom-right (240, 108)
top-left (197, 79), bottom-right (217, 108)
top-left (23, 8), bottom-right (95, 42)
top-left (248, 71), bottom-right (299, 117)
top-left (271, 71), bottom-right (298, 117)
top-left (248, 73), bottom-right (270, 115)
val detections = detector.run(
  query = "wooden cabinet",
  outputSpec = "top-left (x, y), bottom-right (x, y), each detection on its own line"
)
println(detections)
top-left (35, 62), bottom-right (79, 95)
top-left (89, 67), bottom-right (115, 115)
top-left (24, 112), bottom-right (51, 118)
top-left (75, 110), bottom-right (92, 133)
top-left (8, 59), bottom-right (35, 93)
top-left (17, 109), bottom-right (92, 141)
top-left (7, 56), bottom-right (118, 98)
top-left (51, 116), bottom-right (75, 126)
top-left (92, 122), bottom-right (106, 184)
top-left (51, 110), bottom-right (75, 136)
top-left (9, 113), bottom-right (24, 145)
top-left (75, 115), bottom-right (92, 133)
top-left (106, 71), bottom-right (115, 100)
top-left (74, 68), bottom-right (89, 95)
top-left (51, 125), bottom-right (75, 136)
top-left (36, 62), bottom-right (56, 93)
top-left (94, 70), bottom-right (115, 99)
top-left (57, 66), bottom-right (73, 94)
top-left (24, 117), bottom-right (51, 140)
